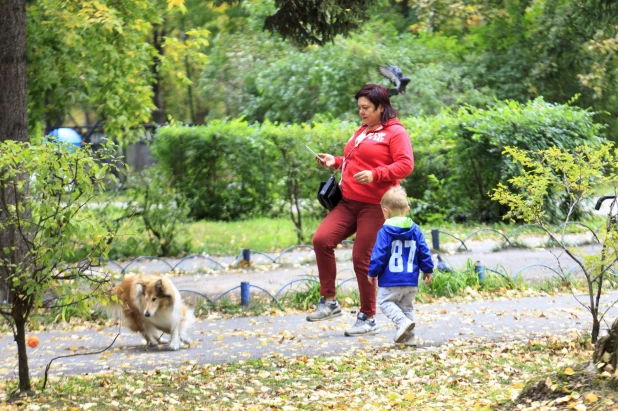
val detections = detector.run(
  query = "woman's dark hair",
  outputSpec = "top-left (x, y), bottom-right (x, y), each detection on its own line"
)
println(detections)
top-left (355, 84), bottom-right (397, 124)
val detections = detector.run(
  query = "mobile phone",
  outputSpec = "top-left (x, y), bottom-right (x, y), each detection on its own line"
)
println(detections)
top-left (305, 145), bottom-right (323, 161)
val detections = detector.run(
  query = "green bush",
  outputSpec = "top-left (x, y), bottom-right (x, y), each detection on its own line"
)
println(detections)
top-left (452, 98), bottom-right (604, 222)
top-left (405, 98), bottom-right (605, 223)
top-left (152, 119), bottom-right (275, 220)
top-left (152, 119), bottom-right (355, 224)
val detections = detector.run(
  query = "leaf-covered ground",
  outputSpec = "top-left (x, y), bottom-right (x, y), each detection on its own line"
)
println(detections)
top-left (2, 332), bottom-right (617, 410)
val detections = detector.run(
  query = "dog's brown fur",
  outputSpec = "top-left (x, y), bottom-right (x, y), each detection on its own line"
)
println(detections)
top-left (110, 274), bottom-right (194, 350)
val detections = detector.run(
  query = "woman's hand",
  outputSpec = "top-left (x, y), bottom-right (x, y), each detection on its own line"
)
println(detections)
top-left (317, 153), bottom-right (335, 168)
top-left (353, 170), bottom-right (373, 184)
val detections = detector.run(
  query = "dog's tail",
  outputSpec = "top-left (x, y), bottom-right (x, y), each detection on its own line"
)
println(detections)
top-left (104, 283), bottom-right (127, 321)
top-left (186, 308), bottom-right (196, 328)
top-left (105, 299), bottom-right (125, 320)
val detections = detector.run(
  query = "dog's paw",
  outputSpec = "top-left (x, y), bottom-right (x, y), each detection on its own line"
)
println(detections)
top-left (169, 340), bottom-right (181, 351)
top-left (143, 338), bottom-right (158, 347)
top-left (181, 337), bottom-right (193, 345)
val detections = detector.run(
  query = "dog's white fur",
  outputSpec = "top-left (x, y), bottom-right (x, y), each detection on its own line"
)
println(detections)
top-left (110, 274), bottom-right (194, 350)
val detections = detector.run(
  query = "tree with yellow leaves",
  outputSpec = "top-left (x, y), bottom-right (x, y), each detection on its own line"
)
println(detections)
top-left (491, 144), bottom-right (618, 349)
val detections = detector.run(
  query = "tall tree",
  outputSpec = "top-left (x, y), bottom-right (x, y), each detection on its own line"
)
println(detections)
top-left (148, 0), bottom-right (213, 124)
top-left (0, 0), bottom-right (30, 392)
top-left (218, 0), bottom-right (376, 46)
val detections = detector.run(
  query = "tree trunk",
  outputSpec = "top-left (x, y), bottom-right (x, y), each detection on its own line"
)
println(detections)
top-left (0, 0), bottom-right (28, 145)
top-left (398, 0), bottom-right (410, 18)
top-left (0, 0), bottom-right (28, 300)
top-left (13, 300), bottom-right (30, 392)
top-left (0, 0), bottom-right (31, 393)
top-left (151, 24), bottom-right (166, 124)
top-left (592, 316), bottom-right (600, 344)
top-left (593, 317), bottom-right (618, 373)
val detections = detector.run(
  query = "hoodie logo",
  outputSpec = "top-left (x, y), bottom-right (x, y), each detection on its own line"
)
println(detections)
top-left (368, 132), bottom-right (386, 142)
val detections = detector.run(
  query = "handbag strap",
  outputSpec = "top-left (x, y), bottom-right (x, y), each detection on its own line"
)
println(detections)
top-left (332, 124), bottom-right (382, 178)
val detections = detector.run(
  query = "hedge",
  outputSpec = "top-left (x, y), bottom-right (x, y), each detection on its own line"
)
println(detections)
top-left (153, 98), bottom-right (604, 223)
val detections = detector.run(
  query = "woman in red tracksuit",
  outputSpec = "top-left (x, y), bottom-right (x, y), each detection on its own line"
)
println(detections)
top-left (307, 84), bottom-right (414, 336)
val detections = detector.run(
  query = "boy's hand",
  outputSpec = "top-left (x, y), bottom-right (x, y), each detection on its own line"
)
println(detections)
top-left (423, 273), bottom-right (433, 285)
top-left (367, 276), bottom-right (376, 284)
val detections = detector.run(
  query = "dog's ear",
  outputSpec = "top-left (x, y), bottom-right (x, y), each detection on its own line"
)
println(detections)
top-left (155, 279), bottom-right (171, 298)
top-left (136, 282), bottom-right (146, 295)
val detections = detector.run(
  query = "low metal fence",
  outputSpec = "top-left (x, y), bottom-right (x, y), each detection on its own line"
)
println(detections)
top-left (3, 223), bottom-right (607, 310)
top-left (429, 222), bottom-right (601, 251)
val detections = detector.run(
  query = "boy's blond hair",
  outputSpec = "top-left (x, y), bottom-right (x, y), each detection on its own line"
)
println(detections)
top-left (381, 186), bottom-right (409, 215)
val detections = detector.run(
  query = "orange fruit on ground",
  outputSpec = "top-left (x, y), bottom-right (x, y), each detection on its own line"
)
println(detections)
top-left (27, 336), bottom-right (39, 348)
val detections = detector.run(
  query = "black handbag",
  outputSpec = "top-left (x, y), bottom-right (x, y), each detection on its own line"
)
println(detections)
top-left (316, 125), bottom-right (375, 211)
top-left (318, 174), bottom-right (342, 211)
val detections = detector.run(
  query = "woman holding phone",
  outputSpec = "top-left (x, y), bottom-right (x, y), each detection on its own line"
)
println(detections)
top-left (307, 84), bottom-right (414, 337)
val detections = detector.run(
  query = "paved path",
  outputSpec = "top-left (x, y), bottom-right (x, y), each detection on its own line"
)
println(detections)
top-left (2, 291), bottom-right (617, 380)
top-left (129, 242), bottom-right (604, 298)
top-left (2, 233), bottom-right (614, 382)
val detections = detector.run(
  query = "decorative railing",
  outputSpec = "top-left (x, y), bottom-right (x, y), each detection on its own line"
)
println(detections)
top-left (2, 224), bottom-right (607, 310)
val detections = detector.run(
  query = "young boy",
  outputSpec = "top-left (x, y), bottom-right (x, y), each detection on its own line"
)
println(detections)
top-left (367, 186), bottom-right (433, 346)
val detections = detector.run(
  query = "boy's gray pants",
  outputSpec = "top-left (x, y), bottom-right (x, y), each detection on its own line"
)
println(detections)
top-left (377, 286), bottom-right (418, 328)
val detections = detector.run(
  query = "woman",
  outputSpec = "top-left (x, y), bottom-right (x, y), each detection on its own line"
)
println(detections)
top-left (308, 84), bottom-right (414, 336)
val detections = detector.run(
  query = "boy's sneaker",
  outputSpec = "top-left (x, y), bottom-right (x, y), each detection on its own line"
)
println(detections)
top-left (394, 319), bottom-right (415, 343)
top-left (306, 298), bottom-right (342, 322)
top-left (403, 334), bottom-right (417, 347)
top-left (344, 312), bottom-right (380, 336)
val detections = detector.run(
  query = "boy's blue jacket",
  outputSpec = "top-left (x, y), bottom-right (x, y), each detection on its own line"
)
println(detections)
top-left (368, 216), bottom-right (434, 287)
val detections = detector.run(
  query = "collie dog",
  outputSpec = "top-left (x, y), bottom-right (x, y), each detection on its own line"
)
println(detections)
top-left (110, 274), bottom-right (194, 350)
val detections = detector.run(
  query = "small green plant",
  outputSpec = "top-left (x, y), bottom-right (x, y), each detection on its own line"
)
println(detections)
top-left (214, 297), bottom-right (270, 316)
top-left (481, 270), bottom-right (517, 291)
top-left (0, 138), bottom-right (117, 391)
top-left (190, 296), bottom-right (213, 319)
top-left (281, 280), bottom-right (321, 310)
top-left (121, 165), bottom-right (192, 257)
top-left (426, 261), bottom-right (480, 298)
top-left (491, 143), bottom-right (618, 344)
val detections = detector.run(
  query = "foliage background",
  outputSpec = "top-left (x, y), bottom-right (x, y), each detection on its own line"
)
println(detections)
top-left (21, 0), bottom-right (618, 246)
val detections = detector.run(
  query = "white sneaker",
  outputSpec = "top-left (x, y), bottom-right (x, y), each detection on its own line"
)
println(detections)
top-left (394, 319), bottom-right (415, 343)
top-left (344, 313), bottom-right (379, 336)
top-left (403, 334), bottom-right (417, 347)
top-left (306, 298), bottom-right (342, 322)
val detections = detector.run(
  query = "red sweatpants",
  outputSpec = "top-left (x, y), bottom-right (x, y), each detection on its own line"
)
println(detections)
top-left (312, 197), bottom-right (385, 317)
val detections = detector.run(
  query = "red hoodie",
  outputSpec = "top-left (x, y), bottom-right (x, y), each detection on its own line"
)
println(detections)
top-left (333, 118), bottom-right (414, 204)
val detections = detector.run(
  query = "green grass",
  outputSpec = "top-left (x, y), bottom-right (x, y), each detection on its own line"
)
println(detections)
top-left (102, 214), bottom-right (606, 260)
top-left (184, 217), bottom-right (323, 255)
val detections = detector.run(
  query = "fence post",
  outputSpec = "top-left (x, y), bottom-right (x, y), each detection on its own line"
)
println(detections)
top-left (475, 261), bottom-right (485, 285)
top-left (431, 229), bottom-right (440, 251)
top-left (242, 249), bottom-right (251, 264)
top-left (241, 282), bottom-right (250, 306)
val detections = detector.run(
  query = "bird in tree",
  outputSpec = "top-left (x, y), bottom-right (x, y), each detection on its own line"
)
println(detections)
top-left (378, 64), bottom-right (411, 96)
